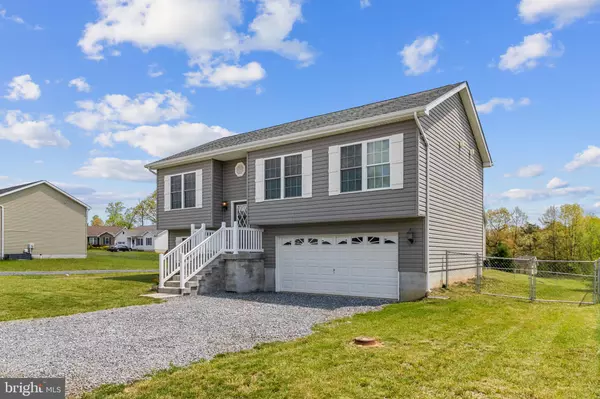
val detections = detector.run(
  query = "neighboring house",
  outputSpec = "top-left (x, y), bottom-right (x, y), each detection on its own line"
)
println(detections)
top-left (87, 226), bottom-right (127, 247)
top-left (146, 82), bottom-right (492, 301)
top-left (0, 181), bottom-right (90, 259)
top-left (126, 225), bottom-right (168, 252)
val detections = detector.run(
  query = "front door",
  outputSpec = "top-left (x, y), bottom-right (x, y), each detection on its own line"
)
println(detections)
top-left (233, 201), bottom-right (249, 227)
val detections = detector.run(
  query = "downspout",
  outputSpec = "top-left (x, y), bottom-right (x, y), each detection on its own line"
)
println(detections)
top-left (413, 112), bottom-right (430, 293)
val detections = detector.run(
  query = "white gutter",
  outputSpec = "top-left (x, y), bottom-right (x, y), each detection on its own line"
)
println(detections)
top-left (0, 205), bottom-right (4, 259)
top-left (413, 112), bottom-right (430, 293)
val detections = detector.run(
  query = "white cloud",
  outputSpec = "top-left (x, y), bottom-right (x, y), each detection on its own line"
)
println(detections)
top-left (148, 64), bottom-right (164, 78)
top-left (97, 122), bottom-right (233, 157)
top-left (78, 0), bottom-right (314, 68)
top-left (4, 75), bottom-right (41, 101)
top-left (518, 0), bottom-right (600, 28)
top-left (0, 111), bottom-right (70, 149)
top-left (68, 77), bottom-right (92, 92)
top-left (594, 201), bottom-right (600, 208)
top-left (74, 157), bottom-right (154, 182)
top-left (565, 145), bottom-right (600, 171)
top-left (52, 181), bottom-right (150, 206)
top-left (0, 8), bottom-right (24, 24)
top-left (360, 0), bottom-right (371, 8)
top-left (505, 164), bottom-right (545, 178)
top-left (399, 34), bottom-right (439, 76)
top-left (185, 62), bottom-right (266, 89)
top-left (546, 177), bottom-right (569, 189)
top-left (476, 97), bottom-right (531, 114)
top-left (65, 91), bottom-right (190, 131)
top-left (501, 185), bottom-right (593, 201)
top-left (0, 176), bottom-right (8, 180)
top-left (34, 160), bottom-right (44, 164)
top-left (498, 32), bottom-right (563, 72)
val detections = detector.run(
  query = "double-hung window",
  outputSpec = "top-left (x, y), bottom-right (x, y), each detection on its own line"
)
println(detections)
top-left (146, 237), bottom-right (153, 246)
top-left (341, 144), bottom-right (362, 193)
top-left (339, 138), bottom-right (391, 193)
top-left (366, 139), bottom-right (390, 189)
top-left (166, 171), bottom-right (200, 210)
top-left (264, 154), bottom-right (303, 200)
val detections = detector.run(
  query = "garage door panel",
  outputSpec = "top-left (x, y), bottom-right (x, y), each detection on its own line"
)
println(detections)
top-left (277, 233), bottom-right (399, 299)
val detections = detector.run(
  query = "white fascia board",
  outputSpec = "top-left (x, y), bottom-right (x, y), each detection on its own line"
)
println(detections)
top-left (146, 106), bottom-right (426, 170)
top-left (423, 83), bottom-right (493, 168)
top-left (0, 181), bottom-right (91, 209)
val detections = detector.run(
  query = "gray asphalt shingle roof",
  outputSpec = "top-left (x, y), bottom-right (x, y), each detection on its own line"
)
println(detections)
top-left (0, 181), bottom-right (42, 196)
top-left (154, 82), bottom-right (463, 164)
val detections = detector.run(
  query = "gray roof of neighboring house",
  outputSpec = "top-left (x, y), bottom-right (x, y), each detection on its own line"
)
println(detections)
top-left (0, 181), bottom-right (43, 196)
top-left (154, 82), bottom-right (464, 164)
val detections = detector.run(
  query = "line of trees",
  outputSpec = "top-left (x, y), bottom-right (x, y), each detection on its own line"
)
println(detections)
top-left (90, 191), bottom-right (157, 228)
top-left (486, 204), bottom-right (600, 261)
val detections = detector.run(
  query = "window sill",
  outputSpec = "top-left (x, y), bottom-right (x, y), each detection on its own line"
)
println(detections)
top-left (261, 196), bottom-right (306, 203)
top-left (339, 186), bottom-right (396, 195)
top-left (165, 206), bottom-right (202, 212)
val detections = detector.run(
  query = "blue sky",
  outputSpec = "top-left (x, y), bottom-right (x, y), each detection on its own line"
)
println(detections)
top-left (0, 0), bottom-right (599, 222)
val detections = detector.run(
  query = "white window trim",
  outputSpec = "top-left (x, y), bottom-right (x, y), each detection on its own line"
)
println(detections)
top-left (339, 136), bottom-right (393, 194)
top-left (165, 170), bottom-right (202, 211)
top-left (263, 152), bottom-right (304, 202)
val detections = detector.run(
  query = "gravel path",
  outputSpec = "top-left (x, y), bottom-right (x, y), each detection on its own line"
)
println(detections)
top-left (0, 293), bottom-right (389, 396)
top-left (0, 269), bottom-right (156, 276)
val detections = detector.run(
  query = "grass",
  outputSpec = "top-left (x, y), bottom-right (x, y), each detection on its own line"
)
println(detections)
top-left (84, 285), bottom-right (599, 399)
top-left (0, 273), bottom-right (160, 322)
top-left (482, 268), bottom-right (595, 303)
top-left (0, 249), bottom-right (159, 271)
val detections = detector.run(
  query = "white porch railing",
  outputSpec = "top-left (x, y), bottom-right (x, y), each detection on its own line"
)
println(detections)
top-left (159, 223), bottom-right (213, 288)
top-left (159, 222), bottom-right (263, 290)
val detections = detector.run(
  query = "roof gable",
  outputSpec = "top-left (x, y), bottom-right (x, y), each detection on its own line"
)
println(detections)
top-left (0, 181), bottom-right (91, 209)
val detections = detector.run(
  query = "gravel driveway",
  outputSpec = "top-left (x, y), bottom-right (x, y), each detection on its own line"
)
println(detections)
top-left (0, 293), bottom-right (388, 396)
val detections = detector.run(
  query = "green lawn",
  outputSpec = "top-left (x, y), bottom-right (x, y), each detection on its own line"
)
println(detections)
top-left (482, 268), bottom-right (595, 303)
top-left (0, 273), bottom-right (160, 322)
top-left (85, 286), bottom-right (599, 399)
top-left (0, 249), bottom-right (159, 271)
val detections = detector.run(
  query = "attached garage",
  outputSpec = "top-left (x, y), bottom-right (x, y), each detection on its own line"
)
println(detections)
top-left (275, 233), bottom-right (399, 299)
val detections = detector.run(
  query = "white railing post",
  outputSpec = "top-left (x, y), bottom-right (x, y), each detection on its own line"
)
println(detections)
top-left (221, 222), bottom-right (227, 251)
top-left (233, 221), bottom-right (239, 254)
top-left (191, 223), bottom-right (195, 234)
top-left (159, 253), bottom-right (165, 288)
top-left (200, 223), bottom-right (206, 240)
top-left (180, 253), bottom-right (186, 290)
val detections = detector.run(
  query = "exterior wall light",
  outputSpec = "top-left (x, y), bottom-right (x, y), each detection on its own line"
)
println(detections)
top-left (406, 228), bottom-right (415, 244)
top-left (222, 201), bottom-right (228, 211)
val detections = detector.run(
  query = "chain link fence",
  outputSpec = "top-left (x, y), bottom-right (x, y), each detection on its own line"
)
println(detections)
top-left (445, 251), bottom-right (600, 305)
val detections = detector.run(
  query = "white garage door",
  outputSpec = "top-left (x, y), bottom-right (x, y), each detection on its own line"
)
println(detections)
top-left (276, 233), bottom-right (399, 299)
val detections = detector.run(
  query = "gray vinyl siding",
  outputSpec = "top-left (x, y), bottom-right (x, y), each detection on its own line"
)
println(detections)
top-left (167, 229), bottom-right (191, 250)
top-left (221, 158), bottom-right (248, 226)
top-left (157, 160), bottom-right (216, 230)
top-left (247, 120), bottom-right (419, 225)
top-left (262, 218), bottom-right (424, 273)
top-left (212, 160), bottom-right (224, 226)
top-left (420, 94), bottom-right (484, 279)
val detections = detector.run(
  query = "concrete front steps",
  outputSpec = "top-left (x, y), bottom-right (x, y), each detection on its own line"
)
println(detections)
top-left (157, 258), bottom-right (225, 296)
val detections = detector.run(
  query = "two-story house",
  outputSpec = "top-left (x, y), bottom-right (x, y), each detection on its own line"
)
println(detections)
top-left (147, 82), bottom-right (492, 301)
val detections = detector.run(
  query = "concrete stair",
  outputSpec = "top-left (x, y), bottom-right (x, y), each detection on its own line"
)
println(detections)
top-left (157, 257), bottom-right (225, 296)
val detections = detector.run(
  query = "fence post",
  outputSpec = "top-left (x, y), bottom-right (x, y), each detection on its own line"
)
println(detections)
top-left (594, 259), bottom-right (600, 305)
top-left (233, 221), bottom-right (239, 255)
top-left (476, 253), bottom-right (481, 294)
top-left (528, 257), bottom-right (537, 302)
top-left (159, 253), bottom-right (165, 289)
top-left (445, 251), bottom-right (449, 288)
